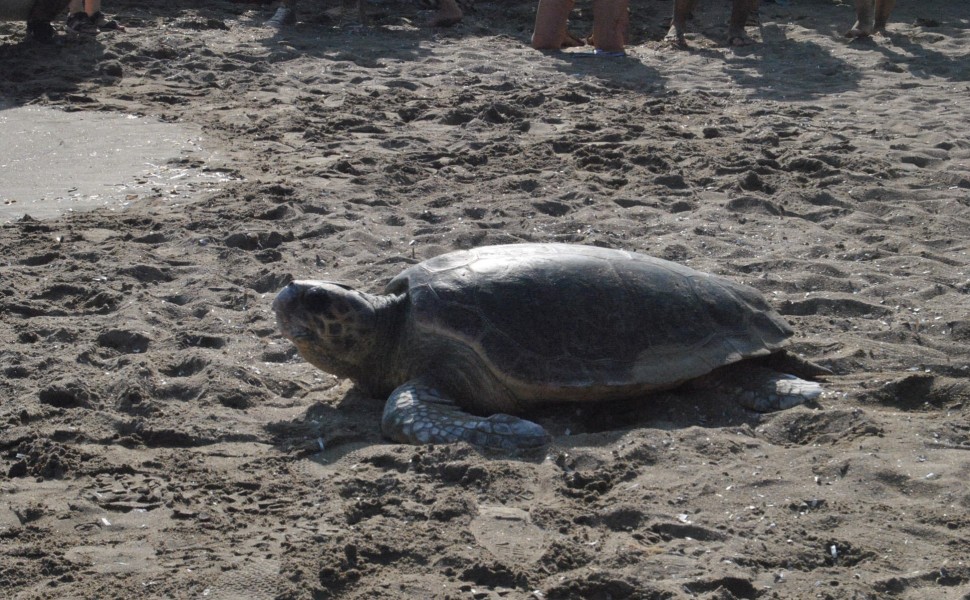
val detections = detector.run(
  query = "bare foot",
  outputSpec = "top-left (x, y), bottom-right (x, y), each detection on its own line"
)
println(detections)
top-left (561, 31), bottom-right (588, 48)
top-left (664, 26), bottom-right (689, 49)
top-left (845, 20), bottom-right (873, 38)
top-left (727, 23), bottom-right (754, 47)
top-left (728, 34), bottom-right (754, 47)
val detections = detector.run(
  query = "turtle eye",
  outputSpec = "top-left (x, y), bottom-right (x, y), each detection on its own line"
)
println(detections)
top-left (304, 288), bottom-right (332, 314)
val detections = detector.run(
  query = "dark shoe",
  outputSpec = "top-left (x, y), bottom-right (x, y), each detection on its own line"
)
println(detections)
top-left (265, 6), bottom-right (296, 28)
top-left (66, 12), bottom-right (98, 36)
top-left (90, 11), bottom-right (122, 31)
top-left (26, 20), bottom-right (56, 43)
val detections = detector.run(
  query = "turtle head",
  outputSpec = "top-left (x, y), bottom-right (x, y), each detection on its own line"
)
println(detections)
top-left (273, 280), bottom-right (384, 381)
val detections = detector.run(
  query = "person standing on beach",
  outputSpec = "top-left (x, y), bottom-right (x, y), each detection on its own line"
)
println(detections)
top-left (266, 0), bottom-right (464, 29)
top-left (532, 0), bottom-right (628, 55)
top-left (24, 0), bottom-right (69, 42)
top-left (65, 0), bottom-right (121, 36)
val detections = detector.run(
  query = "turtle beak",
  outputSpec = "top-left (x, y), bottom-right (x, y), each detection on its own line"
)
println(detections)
top-left (273, 282), bottom-right (314, 342)
top-left (272, 281), bottom-right (300, 315)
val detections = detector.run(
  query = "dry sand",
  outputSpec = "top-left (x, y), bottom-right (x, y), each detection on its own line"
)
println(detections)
top-left (1, 1), bottom-right (969, 598)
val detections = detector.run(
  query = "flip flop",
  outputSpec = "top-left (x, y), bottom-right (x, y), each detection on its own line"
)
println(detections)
top-left (572, 49), bottom-right (627, 58)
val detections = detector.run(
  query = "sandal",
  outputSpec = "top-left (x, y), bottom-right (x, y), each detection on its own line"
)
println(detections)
top-left (91, 11), bottom-right (123, 32)
top-left (66, 12), bottom-right (98, 36)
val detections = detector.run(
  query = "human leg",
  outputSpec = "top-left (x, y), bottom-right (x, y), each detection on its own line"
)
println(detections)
top-left (26, 0), bottom-right (69, 42)
top-left (726, 0), bottom-right (758, 46)
top-left (431, 0), bottom-right (463, 27)
top-left (266, 0), bottom-right (297, 27)
top-left (591, 0), bottom-right (627, 53)
top-left (665, 0), bottom-right (698, 48)
top-left (847, 0), bottom-right (875, 37)
top-left (80, 0), bottom-right (121, 31)
top-left (26, 20), bottom-right (56, 42)
top-left (532, 0), bottom-right (574, 50)
top-left (66, 0), bottom-right (98, 35)
top-left (873, 0), bottom-right (895, 34)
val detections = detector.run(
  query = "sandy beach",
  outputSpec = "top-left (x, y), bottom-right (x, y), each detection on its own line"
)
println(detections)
top-left (1, 1), bottom-right (969, 598)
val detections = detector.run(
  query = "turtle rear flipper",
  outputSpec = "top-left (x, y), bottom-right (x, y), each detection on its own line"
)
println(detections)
top-left (381, 381), bottom-right (550, 451)
top-left (735, 369), bottom-right (822, 412)
top-left (692, 365), bottom-right (823, 412)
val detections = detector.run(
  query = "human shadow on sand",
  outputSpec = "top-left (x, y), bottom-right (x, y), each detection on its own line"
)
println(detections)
top-left (860, 30), bottom-right (970, 83)
top-left (670, 1), bottom-right (967, 99)
top-left (248, 0), bottom-right (664, 89)
top-left (718, 38), bottom-right (864, 101)
top-left (540, 50), bottom-right (664, 90)
top-left (0, 31), bottom-right (112, 105)
top-left (761, 0), bottom-right (970, 84)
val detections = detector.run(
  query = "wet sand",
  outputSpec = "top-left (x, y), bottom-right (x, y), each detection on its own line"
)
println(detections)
top-left (0, 104), bottom-right (226, 221)
top-left (1, 1), bottom-right (969, 598)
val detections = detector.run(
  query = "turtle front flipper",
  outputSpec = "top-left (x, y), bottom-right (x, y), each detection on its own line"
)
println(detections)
top-left (381, 381), bottom-right (550, 451)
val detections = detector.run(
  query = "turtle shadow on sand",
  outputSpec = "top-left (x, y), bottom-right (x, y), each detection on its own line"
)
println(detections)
top-left (269, 373), bottom-right (825, 456)
top-left (265, 387), bottom-right (388, 455)
top-left (489, 361), bottom-right (830, 445)
top-left (531, 386), bottom-right (783, 441)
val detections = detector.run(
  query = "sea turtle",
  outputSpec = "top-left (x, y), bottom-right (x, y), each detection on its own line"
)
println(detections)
top-left (273, 243), bottom-right (823, 451)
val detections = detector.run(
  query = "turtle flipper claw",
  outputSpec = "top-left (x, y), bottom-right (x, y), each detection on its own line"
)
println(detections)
top-left (382, 382), bottom-right (550, 451)
top-left (470, 414), bottom-right (550, 451)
